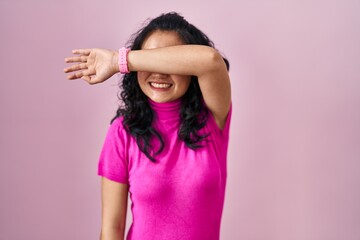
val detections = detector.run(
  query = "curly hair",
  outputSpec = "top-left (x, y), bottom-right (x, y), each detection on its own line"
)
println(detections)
top-left (110, 12), bottom-right (230, 162)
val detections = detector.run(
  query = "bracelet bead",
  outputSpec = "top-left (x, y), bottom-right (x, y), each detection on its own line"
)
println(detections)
top-left (118, 47), bottom-right (130, 74)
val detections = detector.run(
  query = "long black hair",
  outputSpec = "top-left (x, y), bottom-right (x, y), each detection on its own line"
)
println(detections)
top-left (110, 12), bottom-right (229, 162)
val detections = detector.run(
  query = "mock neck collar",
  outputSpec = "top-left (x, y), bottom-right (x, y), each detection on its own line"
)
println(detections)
top-left (147, 97), bottom-right (182, 121)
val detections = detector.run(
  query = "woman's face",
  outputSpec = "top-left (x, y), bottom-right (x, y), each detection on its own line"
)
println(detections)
top-left (137, 30), bottom-right (191, 103)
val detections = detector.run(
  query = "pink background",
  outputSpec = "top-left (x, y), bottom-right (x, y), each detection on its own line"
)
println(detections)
top-left (1, 0), bottom-right (359, 239)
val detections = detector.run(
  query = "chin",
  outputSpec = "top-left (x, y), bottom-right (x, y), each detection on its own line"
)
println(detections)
top-left (147, 94), bottom-right (180, 103)
top-left (149, 97), bottom-right (171, 103)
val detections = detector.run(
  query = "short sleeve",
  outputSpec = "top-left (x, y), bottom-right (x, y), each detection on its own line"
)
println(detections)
top-left (97, 118), bottom-right (129, 184)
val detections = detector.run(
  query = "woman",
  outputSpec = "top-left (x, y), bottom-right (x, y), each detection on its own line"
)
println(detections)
top-left (64, 12), bottom-right (232, 240)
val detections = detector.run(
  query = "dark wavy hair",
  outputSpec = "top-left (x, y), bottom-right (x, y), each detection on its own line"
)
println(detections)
top-left (110, 12), bottom-right (229, 162)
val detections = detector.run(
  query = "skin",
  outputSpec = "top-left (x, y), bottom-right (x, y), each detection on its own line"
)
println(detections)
top-left (136, 31), bottom-right (191, 103)
top-left (63, 30), bottom-right (231, 240)
top-left (99, 178), bottom-right (128, 240)
top-left (63, 31), bottom-right (231, 129)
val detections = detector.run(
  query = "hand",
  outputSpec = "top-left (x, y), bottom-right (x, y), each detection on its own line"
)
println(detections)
top-left (64, 48), bottom-right (119, 84)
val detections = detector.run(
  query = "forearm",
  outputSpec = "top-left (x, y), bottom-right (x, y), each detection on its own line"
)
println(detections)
top-left (112, 45), bottom-right (225, 76)
top-left (100, 227), bottom-right (124, 240)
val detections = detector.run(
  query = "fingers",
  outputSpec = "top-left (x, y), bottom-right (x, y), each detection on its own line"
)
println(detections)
top-left (64, 48), bottom-right (95, 83)
top-left (63, 63), bottom-right (87, 73)
top-left (64, 56), bottom-right (88, 63)
top-left (66, 69), bottom-right (94, 80)
top-left (64, 48), bottom-right (91, 63)
top-left (72, 49), bottom-right (91, 55)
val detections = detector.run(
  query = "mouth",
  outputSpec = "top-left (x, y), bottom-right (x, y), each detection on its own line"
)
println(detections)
top-left (149, 81), bottom-right (173, 89)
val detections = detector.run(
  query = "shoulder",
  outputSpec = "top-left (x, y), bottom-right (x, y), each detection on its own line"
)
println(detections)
top-left (107, 116), bottom-right (128, 138)
top-left (111, 116), bottom-right (125, 128)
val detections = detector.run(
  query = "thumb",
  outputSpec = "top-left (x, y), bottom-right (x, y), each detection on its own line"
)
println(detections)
top-left (88, 75), bottom-right (101, 85)
top-left (81, 76), bottom-right (91, 83)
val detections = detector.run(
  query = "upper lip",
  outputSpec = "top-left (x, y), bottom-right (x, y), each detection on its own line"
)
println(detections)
top-left (148, 81), bottom-right (173, 84)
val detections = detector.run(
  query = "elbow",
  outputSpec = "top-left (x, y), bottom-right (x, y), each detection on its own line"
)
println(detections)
top-left (206, 48), bottom-right (228, 73)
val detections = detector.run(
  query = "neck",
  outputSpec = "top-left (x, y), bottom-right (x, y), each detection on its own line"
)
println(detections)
top-left (147, 98), bottom-right (182, 121)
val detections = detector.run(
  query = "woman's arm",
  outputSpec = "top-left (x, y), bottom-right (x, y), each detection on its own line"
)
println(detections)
top-left (64, 45), bottom-right (231, 128)
top-left (99, 177), bottom-right (128, 240)
top-left (126, 45), bottom-right (231, 129)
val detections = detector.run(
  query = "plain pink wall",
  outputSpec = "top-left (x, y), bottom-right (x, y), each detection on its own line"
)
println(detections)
top-left (1, 0), bottom-right (359, 239)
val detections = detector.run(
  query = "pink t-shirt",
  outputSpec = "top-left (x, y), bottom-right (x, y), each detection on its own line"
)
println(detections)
top-left (98, 98), bottom-right (232, 240)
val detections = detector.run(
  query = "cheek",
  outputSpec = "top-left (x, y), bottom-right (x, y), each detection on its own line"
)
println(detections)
top-left (177, 76), bottom-right (192, 91)
top-left (137, 72), bottom-right (150, 83)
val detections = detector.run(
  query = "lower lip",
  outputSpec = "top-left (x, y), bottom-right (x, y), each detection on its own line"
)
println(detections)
top-left (149, 83), bottom-right (173, 92)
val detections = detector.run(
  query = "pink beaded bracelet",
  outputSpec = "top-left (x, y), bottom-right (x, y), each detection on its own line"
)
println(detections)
top-left (118, 47), bottom-right (130, 74)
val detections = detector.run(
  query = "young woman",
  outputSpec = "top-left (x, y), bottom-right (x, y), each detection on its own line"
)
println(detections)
top-left (64, 12), bottom-right (232, 240)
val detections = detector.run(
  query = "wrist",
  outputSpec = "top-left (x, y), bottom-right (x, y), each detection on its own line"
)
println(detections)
top-left (111, 51), bottom-right (120, 73)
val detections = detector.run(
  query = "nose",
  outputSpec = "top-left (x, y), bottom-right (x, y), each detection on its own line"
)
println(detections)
top-left (151, 72), bottom-right (169, 79)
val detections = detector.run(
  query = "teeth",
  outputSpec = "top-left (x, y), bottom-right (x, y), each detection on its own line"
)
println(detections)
top-left (150, 82), bottom-right (172, 89)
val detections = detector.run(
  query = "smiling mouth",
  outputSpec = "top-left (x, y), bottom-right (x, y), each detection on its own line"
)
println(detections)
top-left (149, 82), bottom-right (173, 89)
